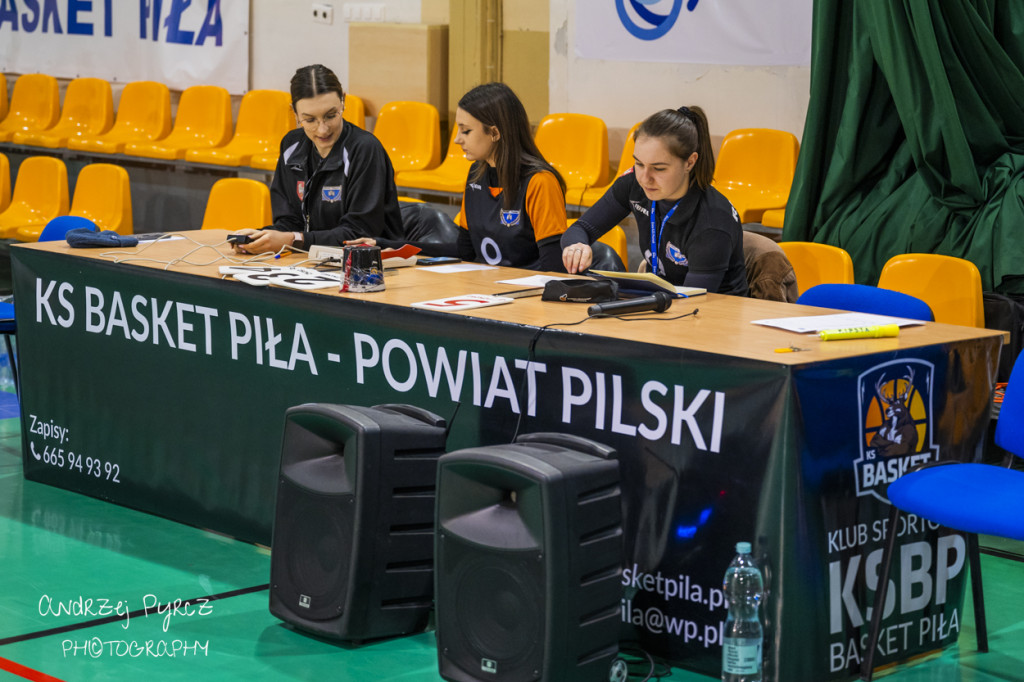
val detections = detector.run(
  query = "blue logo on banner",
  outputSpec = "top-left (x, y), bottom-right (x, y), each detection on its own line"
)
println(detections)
top-left (500, 210), bottom-right (521, 227)
top-left (616, 0), bottom-right (692, 41)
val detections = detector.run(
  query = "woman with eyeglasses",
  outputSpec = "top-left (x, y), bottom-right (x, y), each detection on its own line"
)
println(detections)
top-left (232, 64), bottom-right (403, 254)
top-left (561, 106), bottom-right (748, 295)
top-left (348, 82), bottom-right (568, 272)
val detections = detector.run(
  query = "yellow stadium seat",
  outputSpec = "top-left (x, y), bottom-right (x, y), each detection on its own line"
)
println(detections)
top-left (248, 153), bottom-right (279, 172)
top-left (877, 253), bottom-right (985, 327)
top-left (761, 208), bottom-right (785, 229)
top-left (567, 218), bottom-right (628, 270)
top-left (16, 163), bottom-right (132, 241)
top-left (534, 113), bottom-right (609, 201)
top-left (597, 225), bottom-right (629, 270)
top-left (0, 153), bottom-right (10, 213)
top-left (201, 178), bottom-right (272, 231)
top-left (70, 163), bottom-right (133, 235)
top-left (373, 101), bottom-right (441, 173)
top-left (0, 73), bottom-right (60, 142)
top-left (566, 122), bottom-right (640, 209)
top-left (778, 241), bottom-right (854, 296)
top-left (712, 128), bottom-right (799, 223)
top-left (12, 77), bottom-right (114, 148)
top-left (0, 74), bottom-right (8, 121)
top-left (0, 156), bottom-right (69, 240)
top-left (68, 81), bottom-right (171, 154)
top-left (123, 85), bottom-right (232, 160)
top-left (187, 89), bottom-right (292, 167)
top-left (344, 93), bottom-right (366, 129)
top-left (395, 124), bottom-right (472, 195)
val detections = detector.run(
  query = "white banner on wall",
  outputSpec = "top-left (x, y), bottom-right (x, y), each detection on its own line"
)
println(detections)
top-left (576, 0), bottom-right (812, 66)
top-left (0, 0), bottom-right (251, 93)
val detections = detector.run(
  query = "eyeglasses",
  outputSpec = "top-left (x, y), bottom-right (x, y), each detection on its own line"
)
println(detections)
top-left (298, 109), bottom-right (344, 130)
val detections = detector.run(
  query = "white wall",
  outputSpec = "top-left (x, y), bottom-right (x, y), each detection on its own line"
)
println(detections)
top-left (548, 0), bottom-right (810, 154)
top-left (248, 0), bottom-right (810, 155)
top-left (250, 1), bottom-right (422, 93)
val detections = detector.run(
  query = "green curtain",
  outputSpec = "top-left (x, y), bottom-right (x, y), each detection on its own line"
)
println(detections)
top-left (783, 1), bottom-right (1024, 293)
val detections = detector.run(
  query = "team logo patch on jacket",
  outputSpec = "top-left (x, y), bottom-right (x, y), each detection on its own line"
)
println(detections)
top-left (296, 181), bottom-right (305, 201)
top-left (500, 210), bottom-right (521, 227)
top-left (322, 186), bottom-right (342, 202)
top-left (665, 241), bottom-right (688, 266)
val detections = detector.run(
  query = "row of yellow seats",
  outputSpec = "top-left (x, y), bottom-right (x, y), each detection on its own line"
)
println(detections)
top-left (392, 111), bottom-right (611, 203)
top-left (394, 112), bottom-right (801, 227)
top-left (2, 74), bottom-right (801, 224)
top-left (0, 73), bottom-right (367, 171)
top-left (0, 152), bottom-right (132, 240)
top-left (0, 154), bottom-right (271, 238)
top-left (781, 240), bottom-right (984, 327)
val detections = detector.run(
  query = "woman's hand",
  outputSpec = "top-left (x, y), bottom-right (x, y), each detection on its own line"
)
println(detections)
top-left (344, 237), bottom-right (377, 247)
top-left (229, 228), bottom-right (258, 253)
top-left (232, 229), bottom-right (295, 255)
top-left (562, 243), bottom-right (593, 274)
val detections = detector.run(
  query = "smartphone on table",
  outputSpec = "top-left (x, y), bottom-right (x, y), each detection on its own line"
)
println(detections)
top-left (417, 257), bottom-right (461, 265)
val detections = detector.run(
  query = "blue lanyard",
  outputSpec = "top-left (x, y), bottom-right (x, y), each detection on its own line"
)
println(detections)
top-left (649, 199), bottom-right (681, 275)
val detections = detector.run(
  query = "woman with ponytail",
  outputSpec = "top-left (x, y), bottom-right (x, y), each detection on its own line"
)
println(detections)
top-left (232, 64), bottom-right (404, 255)
top-left (561, 106), bottom-right (747, 295)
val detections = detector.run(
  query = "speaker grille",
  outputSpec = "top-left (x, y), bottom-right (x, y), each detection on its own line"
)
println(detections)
top-left (439, 534), bottom-right (545, 680)
top-left (272, 480), bottom-right (353, 621)
top-left (269, 403), bottom-right (447, 641)
top-left (435, 435), bottom-right (623, 682)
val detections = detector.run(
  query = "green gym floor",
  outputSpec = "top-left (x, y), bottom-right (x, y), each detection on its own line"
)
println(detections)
top-left (0, 388), bottom-right (1022, 682)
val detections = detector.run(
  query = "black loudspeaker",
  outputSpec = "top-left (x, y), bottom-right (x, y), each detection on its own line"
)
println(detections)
top-left (435, 432), bottom-right (623, 682)
top-left (269, 403), bottom-right (447, 641)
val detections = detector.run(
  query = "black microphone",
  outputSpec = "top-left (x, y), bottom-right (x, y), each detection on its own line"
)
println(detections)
top-left (587, 291), bottom-right (675, 316)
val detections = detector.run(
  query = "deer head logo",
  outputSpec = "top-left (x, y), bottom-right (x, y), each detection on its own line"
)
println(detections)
top-left (869, 366), bottom-right (919, 457)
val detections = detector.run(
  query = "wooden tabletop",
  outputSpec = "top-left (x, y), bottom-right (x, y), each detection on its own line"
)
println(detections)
top-left (15, 230), bottom-right (1007, 366)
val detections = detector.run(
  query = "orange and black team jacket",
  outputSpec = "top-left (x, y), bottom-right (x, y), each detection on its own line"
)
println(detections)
top-left (457, 162), bottom-right (568, 272)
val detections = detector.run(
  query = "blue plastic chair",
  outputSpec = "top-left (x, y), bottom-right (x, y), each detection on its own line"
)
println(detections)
top-left (860, 351), bottom-right (1024, 680)
top-left (0, 302), bottom-right (16, 396)
top-left (796, 283), bottom-right (934, 321)
top-left (39, 214), bottom-right (97, 242)
top-left (0, 216), bottom-right (97, 398)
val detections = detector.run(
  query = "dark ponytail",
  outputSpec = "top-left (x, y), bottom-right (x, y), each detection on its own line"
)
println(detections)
top-left (634, 105), bottom-right (715, 190)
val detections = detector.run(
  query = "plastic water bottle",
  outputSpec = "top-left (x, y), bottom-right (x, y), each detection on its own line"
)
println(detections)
top-left (722, 541), bottom-right (763, 682)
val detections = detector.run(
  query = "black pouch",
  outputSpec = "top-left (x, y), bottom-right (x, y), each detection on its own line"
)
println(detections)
top-left (541, 278), bottom-right (619, 303)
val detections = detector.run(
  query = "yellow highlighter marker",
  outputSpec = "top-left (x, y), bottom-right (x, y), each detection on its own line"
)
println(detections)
top-left (819, 324), bottom-right (901, 341)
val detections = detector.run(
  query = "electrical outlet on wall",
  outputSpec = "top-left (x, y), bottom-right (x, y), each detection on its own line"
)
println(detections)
top-left (342, 3), bottom-right (385, 22)
top-left (312, 3), bottom-right (333, 25)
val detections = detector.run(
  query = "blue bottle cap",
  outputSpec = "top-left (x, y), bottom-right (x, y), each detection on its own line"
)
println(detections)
top-left (736, 541), bottom-right (751, 554)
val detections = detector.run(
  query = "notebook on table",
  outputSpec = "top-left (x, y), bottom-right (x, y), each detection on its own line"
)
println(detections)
top-left (588, 270), bottom-right (707, 298)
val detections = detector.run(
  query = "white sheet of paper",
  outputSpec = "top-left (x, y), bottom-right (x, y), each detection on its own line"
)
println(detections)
top-left (420, 263), bottom-right (497, 273)
top-left (752, 312), bottom-right (925, 334)
top-left (410, 294), bottom-right (514, 311)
